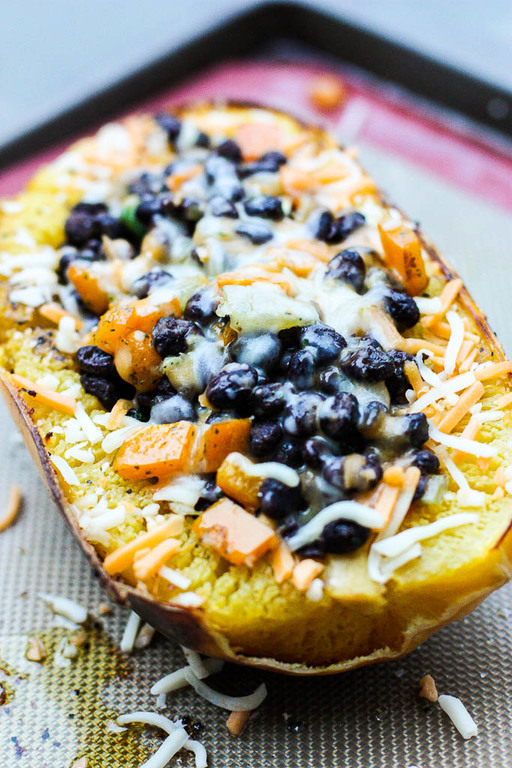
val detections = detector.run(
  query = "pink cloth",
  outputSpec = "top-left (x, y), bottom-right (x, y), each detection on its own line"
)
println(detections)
top-left (1, 60), bottom-right (511, 211)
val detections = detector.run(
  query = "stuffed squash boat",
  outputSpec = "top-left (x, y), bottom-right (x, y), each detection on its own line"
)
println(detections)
top-left (1, 103), bottom-right (512, 674)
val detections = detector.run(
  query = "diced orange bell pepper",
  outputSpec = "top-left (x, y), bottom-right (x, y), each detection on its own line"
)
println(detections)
top-left (114, 331), bottom-right (163, 392)
top-left (194, 498), bottom-right (277, 567)
top-left (68, 264), bottom-right (110, 315)
top-left (216, 454), bottom-right (261, 511)
top-left (113, 422), bottom-right (196, 480)
top-left (192, 419), bottom-right (252, 474)
top-left (378, 221), bottom-right (428, 296)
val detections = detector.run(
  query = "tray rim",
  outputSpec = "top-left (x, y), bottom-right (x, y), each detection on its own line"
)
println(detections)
top-left (1, 0), bottom-right (512, 170)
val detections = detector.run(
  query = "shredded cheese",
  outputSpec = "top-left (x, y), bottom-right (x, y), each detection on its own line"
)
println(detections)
top-left (159, 566), bottom-right (192, 590)
top-left (438, 694), bottom-right (478, 739)
top-left (443, 310), bottom-right (465, 377)
top-left (181, 647), bottom-right (210, 679)
top-left (429, 422), bottom-right (497, 458)
top-left (371, 513), bottom-right (478, 559)
top-left (182, 668), bottom-right (267, 712)
top-left (120, 611), bottom-right (141, 653)
top-left (151, 658), bottom-right (224, 695)
top-left (408, 372), bottom-right (476, 414)
top-left (50, 454), bottom-right (81, 486)
top-left (39, 594), bottom-right (88, 624)
top-left (287, 501), bottom-right (383, 551)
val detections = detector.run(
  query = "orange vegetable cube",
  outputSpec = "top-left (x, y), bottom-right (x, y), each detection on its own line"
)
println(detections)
top-left (113, 422), bottom-right (196, 480)
top-left (193, 419), bottom-right (251, 473)
top-left (194, 499), bottom-right (277, 567)
top-left (68, 264), bottom-right (110, 315)
top-left (378, 221), bottom-right (428, 296)
top-left (216, 455), bottom-right (261, 511)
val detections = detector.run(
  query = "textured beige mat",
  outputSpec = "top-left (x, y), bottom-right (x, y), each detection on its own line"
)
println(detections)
top-left (1, 145), bottom-right (511, 768)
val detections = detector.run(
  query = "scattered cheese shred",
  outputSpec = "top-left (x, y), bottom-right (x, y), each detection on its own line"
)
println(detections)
top-left (438, 694), bottom-right (478, 739)
top-left (133, 538), bottom-right (181, 581)
top-left (103, 517), bottom-right (183, 575)
top-left (226, 710), bottom-right (251, 737)
top-left (50, 454), bottom-right (80, 486)
top-left (475, 361), bottom-right (512, 381)
top-left (437, 381), bottom-right (485, 434)
top-left (0, 485), bottom-right (22, 532)
top-left (150, 659), bottom-right (224, 696)
top-left (429, 423), bottom-right (497, 458)
top-left (291, 559), bottom-right (324, 591)
top-left (120, 611), bottom-right (141, 654)
top-left (423, 278), bottom-right (463, 327)
top-left (182, 668), bottom-right (267, 712)
top-left (39, 594), bottom-right (88, 624)
top-left (10, 373), bottom-right (77, 415)
top-left (271, 541), bottom-right (295, 584)
top-left (372, 513), bottom-right (478, 559)
top-left (443, 310), bottom-right (465, 377)
top-left (496, 392), bottom-right (512, 409)
top-left (451, 416), bottom-right (482, 462)
top-left (287, 500), bottom-right (383, 551)
top-left (39, 302), bottom-right (83, 328)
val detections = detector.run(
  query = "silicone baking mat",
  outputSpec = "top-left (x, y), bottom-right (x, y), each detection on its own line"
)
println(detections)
top-left (1, 57), bottom-right (512, 768)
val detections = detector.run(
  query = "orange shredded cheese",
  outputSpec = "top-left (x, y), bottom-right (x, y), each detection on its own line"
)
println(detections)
top-left (458, 347), bottom-right (478, 373)
top-left (291, 559), bottom-right (324, 591)
top-left (271, 541), bottom-right (295, 584)
top-left (39, 303), bottom-right (83, 328)
top-left (106, 398), bottom-right (133, 430)
top-left (452, 417), bottom-right (482, 462)
top-left (475, 361), bottom-right (512, 382)
top-left (10, 374), bottom-right (77, 416)
top-left (437, 381), bottom-right (485, 434)
top-left (226, 709), bottom-right (251, 737)
top-left (423, 278), bottom-right (463, 327)
top-left (402, 339), bottom-right (446, 357)
top-left (373, 483), bottom-right (401, 528)
top-left (403, 361), bottom-right (426, 397)
top-left (133, 538), bottom-right (181, 581)
top-left (216, 268), bottom-right (293, 295)
top-left (284, 238), bottom-right (332, 262)
top-left (0, 485), bottom-right (22, 533)
top-left (382, 466), bottom-right (405, 486)
top-left (103, 517), bottom-right (183, 575)
top-left (496, 392), bottom-right (512, 409)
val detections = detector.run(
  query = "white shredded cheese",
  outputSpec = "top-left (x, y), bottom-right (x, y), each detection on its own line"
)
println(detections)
top-left (375, 543), bottom-right (423, 584)
top-left (170, 592), bottom-right (204, 608)
top-left (371, 513), bottom-right (478, 559)
top-left (181, 647), bottom-right (210, 679)
top-left (55, 315), bottom-right (80, 354)
top-left (429, 423), bottom-right (497, 458)
top-left (153, 475), bottom-right (205, 506)
top-left (438, 694), bottom-right (478, 739)
top-left (306, 578), bottom-right (324, 601)
top-left (159, 566), bottom-right (192, 590)
top-left (456, 489), bottom-right (486, 508)
top-left (226, 452), bottom-right (300, 487)
top-left (408, 372), bottom-right (476, 413)
top-left (39, 594), bottom-right (88, 624)
top-left (415, 349), bottom-right (445, 389)
top-left (50, 454), bottom-right (81, 486)
top-left (183, 668), bottom-right (267, 711)
top-left (116, 711), bottom-right (207, 768)
top-left (288, 501), bottom-right (383, 552)
top-left (65, 445), bottom-right (95, 463)
top-left (102, 424), bottom-right (143, 454)
top-left (134, 623), bottom-right (156, 650)
top-left (151, 658), bottom-right (224, 695)
top-left (414, 296), bottom-right (442, 314)
top-left (120, 611), bottom-right (141, 653)
top-left (75, 403), bottom-right (103, 444)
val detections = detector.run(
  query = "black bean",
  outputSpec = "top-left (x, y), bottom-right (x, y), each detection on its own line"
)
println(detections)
top-left (323, 211), bottom-right (366, 245)
top-left (299, 323), bottom-right (346, 363)
top-left (205, 363), bottom-right (259, 413)
top-left (180, 198), bottom-right (204, 223)
top-left (258, 478), bottom-right (304, 520)
top-left (319, 393), bottom-right (362, 453)
top-left (130, 269), bottom-right (173, 299)
top-left (326, 249), bottom-right (366, 293)
top-left (215, 139), bottom-right (242, 163)
top-left (195, 132), bottom-right (210, 148)
top-left (238, 151), bottom-right (287, 178)
top-left (320, 519), bottom-right (370, 554)
top-left (208, 195), bottom-right (238, 219)
top-left (385, 290), bottom-right (420, 331)
top-left (156, 114), bottom-right (181, 144)
top-left (235, 222), bottom-right (273, 245)
top-left (295, 542), bottom-right (326, 559)
top-left (318, 366), bottom-right (347, 395)
top-left (76, 345), bottom-right (116, 378)
top-left (282, 393), bottom-right (324, 437)
top-left (95, 212), bottom-right (129, 240)
top-left (278, 326), bottom-right (301, 350)
top-left (228, 333), bottom-right (282, 371)
top-left (205, 155), bottom-right (244, 201)
top-left (249, 420), bottom-right (283, 458)
top-left (413, 473), bottom-right (429, 501)
top-left (321, 456), bottom-right (346, 489)
top-left (184, 289), bottom-right (219, 325)
top-left (250, 383), bottom-right (286, 417)
top-left (151, 317), bottom-right (201, 358)
top-left (385, 349), bottom-right (414, 405)
top-left (126, 408), bottom-right (149, 422)
top-left (73, 202), bottom-right (107, 215)
top-left (360, 452), bottom-right (383, 489)
top-left (404, 413), bottom-right (429, 448)
top-left (135, 193), bottom-right (175, 225)
top-left (313, 210), bottom-right (334, 241)
top-left (303, 436), bottom-right (334, 468)
top-left (273, 439), bottom-right (303, 468)
top-left (358, 400), bottom-right (387, 435)
top-left (64, 212), bottom-right (100, 247)
top-left (339, 340), bottom-right (394, 382)
top-left (129, 172), bottom-right (166, 197)
top-left (58, 250), bottom-right (99, 282)
top-left (286, 349), bottom-right (315, 389)
top-left (243, 195), bottom-right (284, 221)
top-left (194, 478), bottom-right (223, 511)
top-left (80, 374), bottom-right (134, 411)
top-left (412, 449), bottom-right (440, 475)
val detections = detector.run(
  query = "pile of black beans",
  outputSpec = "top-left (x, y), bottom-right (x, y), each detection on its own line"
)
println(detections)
top-left (58, 202), bottom-right (134, 286)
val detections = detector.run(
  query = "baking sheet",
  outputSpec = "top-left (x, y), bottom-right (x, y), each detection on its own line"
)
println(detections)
top-left (1, 60), bottom-right (512, 768)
